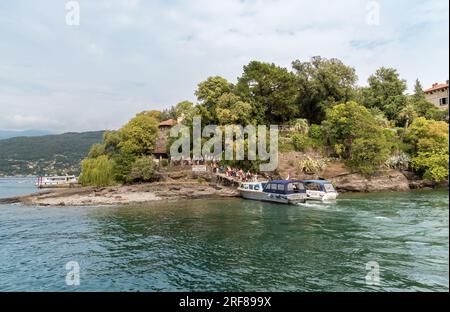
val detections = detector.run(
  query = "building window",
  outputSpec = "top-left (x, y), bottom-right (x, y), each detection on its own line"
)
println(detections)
top-left (439, 98), bottom-right (448, 106)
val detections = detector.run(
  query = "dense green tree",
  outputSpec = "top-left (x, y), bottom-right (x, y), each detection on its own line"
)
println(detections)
top-left (412, 79), bottom-right (426, 102)
top-left (410, 79), bottom-right (439, 118)
top-left (111, 151), bottom-right (136, 183)
top-left (144, 110), bottom-right (163, 121)
top-left (359, 67), bottom-right (408, 122)
top-left (118, 111), bottom-right (159, 155)
top-left (348, 136), bottom-right (391, 175)
top-left (322, 101), bottom-right (391, 174)
top-left (406, 117), bottom-right (449, 182)
top-left (236, 61), bottom-right (298, 124)
top-left (103, 130), bottom-right (121, 154)
top-left (215, 93), bottom-right (253, 125)
top-left (195, 76), bottom-right (233, 122)
top-left (160, 107), bottom-right (177, 121)
top-left (292, 56), bottom-right (358, 123)
top-left (174, 100), bottom-right (195, 119)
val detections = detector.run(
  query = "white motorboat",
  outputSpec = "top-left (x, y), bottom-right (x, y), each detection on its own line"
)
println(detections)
top-left (238, 180), bottom-right (307, 205)
top-left (301, 180), bottom-right (339, 201)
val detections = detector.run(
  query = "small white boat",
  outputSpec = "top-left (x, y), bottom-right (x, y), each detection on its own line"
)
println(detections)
top-left (238, 180), bottom-right (307, 205)
top-left (238, 181), bottom-right (266, 201)
top-left (36, 175), bottom-right (78, 188)
top-left (302, 180), bottom-right (338, 201)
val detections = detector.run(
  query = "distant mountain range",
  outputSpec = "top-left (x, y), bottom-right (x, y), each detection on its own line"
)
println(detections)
top-left (0, 129), bottom-right (53, 140)
top-left (0, 131), bottom-right (105, 176)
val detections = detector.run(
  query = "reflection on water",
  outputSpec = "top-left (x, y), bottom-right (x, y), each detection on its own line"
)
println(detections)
top-left (0, 178), bottom-right (448, 291)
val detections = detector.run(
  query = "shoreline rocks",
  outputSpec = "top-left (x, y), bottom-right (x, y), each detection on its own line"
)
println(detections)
top-left (331, 170), bottom-right (411, 193)
top-left (0, 171), bottom-right (447, 207)
top-left (0, 181), bottom-right (239, 207)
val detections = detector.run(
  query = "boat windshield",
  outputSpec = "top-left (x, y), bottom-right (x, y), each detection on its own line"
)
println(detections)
top-left (305, 183), bottom-right (321, 191)
top-left (287, 182), bottom-right (304, 193)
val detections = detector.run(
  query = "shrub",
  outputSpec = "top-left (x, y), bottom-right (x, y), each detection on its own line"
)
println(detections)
top-left (347, 136), bottom-right (391, 175)
top-left (278, 137), bottom-right (296, 153)
top-left (289, 118), bottom-right (309, 134)
top-left (386, 153), bottom-right (410, 170)
top-left (291, 133), bottom-right (310, 152)
top-left (197, 177), bottom-right (206, 184)
top-left (127, 156), bottom-right (157, 183)
top-left (309, 124), bottom-right (322, 141)
top-left (297, 157), bottom-right (328, 174)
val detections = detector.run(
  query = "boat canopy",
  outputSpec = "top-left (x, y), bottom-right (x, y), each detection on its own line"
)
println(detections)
top-left (263, 180), bottom-right (306, 194)
top-left (301, 180), bottom-right (332, 185)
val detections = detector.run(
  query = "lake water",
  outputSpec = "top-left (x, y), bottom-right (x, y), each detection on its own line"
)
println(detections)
top-left (0, 178), bottom-right (448, 291)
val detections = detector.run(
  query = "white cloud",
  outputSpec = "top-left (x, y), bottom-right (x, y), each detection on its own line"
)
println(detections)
top-left (0, 0), bottom-right (448, 131)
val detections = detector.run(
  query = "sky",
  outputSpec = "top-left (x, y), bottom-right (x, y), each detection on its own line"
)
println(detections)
top-left (0, 0), bottom-right (448, 132)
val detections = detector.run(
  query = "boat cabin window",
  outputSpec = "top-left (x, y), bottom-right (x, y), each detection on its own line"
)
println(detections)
top-left (287, 182), bottom-right (305, 193)
top-left (277, 184), bottom-right (285, 191)
top-left (249, 184), bottom-right (254, 190)
top-left (305, 183), bottom-right (321, 191)
top-left (254, 184), bottom-right (261, 191)
top-left (323, 183), bottom-right (336, 193)
top-left (265, 183), bottom-right (279, 192)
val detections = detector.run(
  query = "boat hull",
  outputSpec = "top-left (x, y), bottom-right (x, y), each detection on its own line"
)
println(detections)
top-left (305, 190), bottom-right (338, 202)
top-left (37, 183), bottom-right (79, 189)
top-left (239, 190), bottom-right (306, 205)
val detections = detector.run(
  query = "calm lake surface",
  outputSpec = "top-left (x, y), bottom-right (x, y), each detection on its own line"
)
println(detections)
top-left (0, 178), bottom-right (448, 291)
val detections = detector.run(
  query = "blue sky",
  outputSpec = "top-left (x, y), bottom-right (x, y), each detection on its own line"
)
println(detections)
top-left (0, 0), bottom-right (448, 132)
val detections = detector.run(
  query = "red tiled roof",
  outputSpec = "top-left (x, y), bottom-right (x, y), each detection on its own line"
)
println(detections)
top-left (158, 119), bottom-right (177, 127)
top-left (424, 82), bottom-right (449, 93)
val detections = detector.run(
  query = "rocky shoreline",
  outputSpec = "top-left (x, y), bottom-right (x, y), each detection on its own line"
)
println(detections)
top-left (0, 181), bottom-right (239, 207)
top-left (0, 170), bottom-right (447, 207)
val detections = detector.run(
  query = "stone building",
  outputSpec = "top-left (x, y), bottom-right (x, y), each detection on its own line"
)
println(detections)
top-left (153, 119), bottom-right (177, 160)
top-left (424, 81), bottom-right (449, 110)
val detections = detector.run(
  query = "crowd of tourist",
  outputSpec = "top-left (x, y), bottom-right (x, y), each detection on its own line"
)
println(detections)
top-left (212, 164), bottom-right (259, 182)
top-left (171, 158), bottom-right (260, 182)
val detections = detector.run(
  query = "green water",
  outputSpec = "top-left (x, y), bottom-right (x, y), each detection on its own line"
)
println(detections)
top-left (0, 178), bottom-right (448, 291)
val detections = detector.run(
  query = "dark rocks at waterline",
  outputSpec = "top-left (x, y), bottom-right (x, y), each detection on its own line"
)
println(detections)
top-left (409, 179), bottom-right (449, 190)
top-left (332, 170), bottom-right (411, 193)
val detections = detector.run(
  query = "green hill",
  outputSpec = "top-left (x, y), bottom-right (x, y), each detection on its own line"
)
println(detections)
top-left (0, 129), bottom-right (53, 140)
top-left (0, 131), bottom-right (104, 176)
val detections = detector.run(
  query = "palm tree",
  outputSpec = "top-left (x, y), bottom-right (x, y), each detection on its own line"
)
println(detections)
top-left (399, 102), bottom-right (417, 130)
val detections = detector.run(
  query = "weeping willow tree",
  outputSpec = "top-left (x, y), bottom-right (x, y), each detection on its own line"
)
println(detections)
top-left (78, 155), bottom-right (116, 187)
